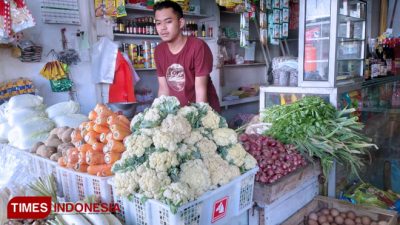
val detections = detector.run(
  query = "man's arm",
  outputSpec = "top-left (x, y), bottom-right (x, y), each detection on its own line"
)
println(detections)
top-left (158, 77), bottom-right (170, 97)
top-left (195, 76), bottom-right (208, 103)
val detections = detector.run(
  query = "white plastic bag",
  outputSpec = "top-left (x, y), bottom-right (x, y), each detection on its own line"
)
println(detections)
top-left (7, 108), bottom-right (47, 127)
top-left (0, 103), bottom-right (8, 123)
top-left (12, 117), bottom-right (55, 137)
top-left (0, 122), bottom-right (10, 143)
top-left (46, 101), bottom-right (80, 119)
top-left (9, 131), bottom-right (49, 150)
top-left (53, 114), bottom-right (88, 128)
top-left (8, 94), bottom-right (43, 110)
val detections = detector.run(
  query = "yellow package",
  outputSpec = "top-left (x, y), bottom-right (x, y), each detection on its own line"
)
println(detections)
top-left (115, 0), bottom-right (127, 18)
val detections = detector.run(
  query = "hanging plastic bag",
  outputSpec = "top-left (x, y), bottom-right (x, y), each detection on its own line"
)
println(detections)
top-left (10, 0), bottom-right (35, 33)
top-left (0, 0), bottom-right (11, 39)
top-left (50, 78), bottom-right (73, 92)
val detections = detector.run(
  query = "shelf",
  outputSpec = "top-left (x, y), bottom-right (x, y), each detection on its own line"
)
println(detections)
top-left (223, 63), bottom-right (266, 67)
top-left (114, 33), bottom-right (214, 41)
top-left (337, 37), bottom-right (365, 42)
top-left (362, 75), bottom-right (400, 88)
top-left (339, 14), bottom-right (366, 22)
top-left (306, 15), bottom-right (331, 22)
top-left (306, 20), bottom-right (330, 27)
top-left (220, 96), bottom-right (259, 107)
top-left (134, 68), bottom-right (156, 71)
top-left (125, 4), bottom-right (209, 18)
top-left (337, 58), bottom-right (364, 61)
top-left (307, 37), bottom-right (329, 41)
top-left (114, 33), bottom-right (160, 39)
top-left (220, 10), bottom-right (242, 15)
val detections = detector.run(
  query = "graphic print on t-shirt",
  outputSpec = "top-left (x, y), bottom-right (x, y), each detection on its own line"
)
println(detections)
top-left (166, 63), bottom-right (185, 92)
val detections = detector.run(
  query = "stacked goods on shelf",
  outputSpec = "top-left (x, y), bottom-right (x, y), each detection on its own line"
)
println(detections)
top-left (111, 96), bottom-right (258, 223)
top-left (282, 196), bottom-right (397, 225)
top-left (0, 78), bottom-right (35, 104)
top-left (5, 94), bottom-right (55, 150)
top-left (239, 133), bottom-right (307, 184)
top-left (261, 96), bottom-right (378, 179)
top-left (45, 101), bottom-right (88, 128)
top-left (58, 104), bottom-right (131, 177)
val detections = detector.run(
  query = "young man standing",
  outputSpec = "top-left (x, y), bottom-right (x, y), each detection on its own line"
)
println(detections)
top-left (153, 0), bottom-right (221, 112)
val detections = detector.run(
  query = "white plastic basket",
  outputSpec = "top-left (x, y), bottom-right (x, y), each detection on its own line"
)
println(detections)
top-left (30, 154), bottom-right (58, 178)
top-left (111, 167), bottom-right (258, 225)
top-left (55, 166), bottom-right (113, 203)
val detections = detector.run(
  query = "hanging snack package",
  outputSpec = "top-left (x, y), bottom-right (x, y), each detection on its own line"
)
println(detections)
top-left (266, 0), bottom-right (272, 10)
top-left (273, 9), bottom-right (280, 24)
top-left (281, 0), bottom-right (289, 8)
top-left (50, 78), bottom-right (73, 92)
top-left (273, 0), bottom-right (280, 9)
top-left (282, 8), bottom-right (289, 22)
top-left (116, 0), bottom-right (127, 17)
top-left (282, 22), bottom-right (289, 38)
top-left (10, 0), bottom-right (35, 33)
top-left (0, 0), bottom-right (11, 39)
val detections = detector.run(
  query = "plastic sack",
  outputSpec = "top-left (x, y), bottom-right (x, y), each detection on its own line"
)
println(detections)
top-left (8, 130), bottom-right (49, 150)
top-left (46, 100), bottom-right (80, 119)
top-left (7, 94), bottom-right (43, 110)
top-left (11, 117), bottom-right (55, 138)
top-left (91, 37), bottom-right (118, 84)
top-left (0, 122), bottom-right (10, 142)
top-left (0, 103), bottom-right (8, 123)
top-left (53, 114), bottom-right (88, 128)
top-left (7, 108), bottom-right (46, 127)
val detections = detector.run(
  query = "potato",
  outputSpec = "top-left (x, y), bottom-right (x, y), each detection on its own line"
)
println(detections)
top-left (378, 221), bottom-right (388, 225)
top-left (355, 217), bottom-right (362, 223)
top-left (347, 211), bottom-right (356, 220)
top-left (318, 215), bottom-right (327, 224)
top-left (308, 219), bottom-right (318, 225)
top-left (44, 134), bottom-right (62, 148)
top-left (57, 126), bottom-right (69, 139)
top-left (57, 143), bottom-right (74, 154)
top-left (344, 218), bottom-right (355, 225)
top-left (370, 222), bottom-right (378, 225)
top-left (330, 208), bottom-right (340, 217)
top-left (50, 152), bottom-right (62, 162)
top-left (61, 128), bottom-right (74, 143)
top-left (36, 145), bottom-right (56, 158)
top-left (321, 208), bottom-right (330, 215)
top-left (31, 142), bottom-right (44, 153)
top-left (321, 223), bottom-right (330, 225)
top-left (361, 216), bottom-right (371, 225)
top-left (335, 215), bottom-right (345, 225)
top-left (49, 128), bottom-right (60, 137)
top-left (308, 212), bottom-right (318, 221)
top-left (328, 215), bottom-right (334, 222)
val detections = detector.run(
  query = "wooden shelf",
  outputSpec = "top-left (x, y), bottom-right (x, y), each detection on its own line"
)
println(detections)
top-left (223, 63), bottom-right (266, 67)
top-left (114, 33), bottom-right (160, 39)
top-left (362, 75), bottom-right (400, 88)
top-left (220, 96), bottom-right (259, 107)
top-left (125, 4), bottom-right (209, 18)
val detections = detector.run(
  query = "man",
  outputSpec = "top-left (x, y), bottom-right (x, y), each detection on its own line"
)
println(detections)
top-left (153, 0), bottom-right (221, 112)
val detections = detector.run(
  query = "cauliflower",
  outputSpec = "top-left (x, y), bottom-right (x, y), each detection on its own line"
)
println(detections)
top-left (163, 182), bottom-right (195, 206)
top-left (194, 102), bottom-right (213, 112)
top-left (152, 129), bottom-right (179, 151)
top-left (179, 159), bottom-right (211, 197)
top-left (226, 144), bottom-right (247, 167)
top-left (124, 134), bottom-right (153, 157)
top-left (197, 127), bottom-right (212, 139)
top-left (243, 153), bottom-right (257, 170)
top-left (152, 95), bottom-right (180, 116)
top-left (201, 110), bottom-right (220, 129)
top-left (141, 108), bottom-right (162, 128)
top-left (183, 130), bottom-right (203, 145)
top-left (177, 106), bottom-right (199, 126)
top-left (161, 114), bottom-right (192, 141)
top-left (149, 151), bottom-right (179, 172)
top-left (139, 168), bottom-right (171, 199)
top-left (114, 170), bottom-right (140, 197)
top-left (140, 126), bottom-right (160, 136)
top-left (212, 128), bottom-right (237, 147)
top-left (196, 138), bottom-right (217, 158)
top-left (203, 154), bottom-right (241, 186)
top-left (130, 112), bottom-right (144, 131)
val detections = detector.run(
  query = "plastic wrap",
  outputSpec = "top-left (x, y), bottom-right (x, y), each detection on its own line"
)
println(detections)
top-left (46, 100), bottom-right (80, 119)
top-left (52, 114), bottom-right (88, 128)
top-left (7, 108), bottom-right (46, 127)
top-left (0, 122), bottom-right (9, 142)
top-left (7, 94), bottom-right (43, 110)
top-left (10, 0), bottom-right (35, 33)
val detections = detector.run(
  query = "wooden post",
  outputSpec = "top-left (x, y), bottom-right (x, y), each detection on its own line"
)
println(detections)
top-left (380, 0), bottom-right (388, 34)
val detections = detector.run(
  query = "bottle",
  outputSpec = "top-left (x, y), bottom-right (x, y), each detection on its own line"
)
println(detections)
top-left (113, 19), bottom-right (120, 33)
top-left (126, 20), bottom-right (131, 34)
top-left (201, 23), bottom-right (206, 37)
top-left (194, 21), bottom-right (198, 37)
top-left (132, 18), bottom-right (137, 34)
top-left (138, 18), bottom-right (143, 34)
top-left (208, 26), bottom-right (213, 37)
top-left (119, 19), bottom-right (125, 33)
top-left (149, 17), bottom-right (154, 35)
top-left (145, 17), bottom-right (151, 35)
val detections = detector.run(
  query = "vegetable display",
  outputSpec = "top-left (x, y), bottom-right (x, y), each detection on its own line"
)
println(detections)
top-left (307, 208), bottom-right (388, 225)
top-left (112, 96), bottom-right (257, 212)
top-left (57, 104), bottom-right (131, 176)
top-left (239, 133), bottom-right (307, 184)
top-left (262, 96), bottom-right (377, 179)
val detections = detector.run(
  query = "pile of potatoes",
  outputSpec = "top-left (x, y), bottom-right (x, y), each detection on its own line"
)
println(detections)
top-left (307, 208), bottom-right (389, 225)
top-left (31, 126), bottom-right (74, 162)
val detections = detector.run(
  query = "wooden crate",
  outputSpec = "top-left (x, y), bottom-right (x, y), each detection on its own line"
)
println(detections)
top-left (282, 196), bottom-right (398, 225)
top-left (254, 162), bottom-right (321, 206)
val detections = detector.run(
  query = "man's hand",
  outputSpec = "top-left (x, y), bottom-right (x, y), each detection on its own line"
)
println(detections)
top-left (195, 76), bottom-right (208, 103)
top-left (158, 77), bottom-right (170, 97)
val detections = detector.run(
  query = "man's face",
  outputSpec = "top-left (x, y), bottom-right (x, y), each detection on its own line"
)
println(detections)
top-left (155, 8), bottom-right (184, 42)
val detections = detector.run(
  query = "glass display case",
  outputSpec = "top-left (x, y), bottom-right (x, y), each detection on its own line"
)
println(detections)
top-left (298, 0), bottom-right (367, 87)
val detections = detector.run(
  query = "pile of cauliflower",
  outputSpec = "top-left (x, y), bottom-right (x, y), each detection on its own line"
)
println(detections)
top-left (112, 96), bottom-right (257, 210)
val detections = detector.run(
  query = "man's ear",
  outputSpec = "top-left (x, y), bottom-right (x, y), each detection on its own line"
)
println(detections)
top-left (179, 18), bottom-right (186, 29)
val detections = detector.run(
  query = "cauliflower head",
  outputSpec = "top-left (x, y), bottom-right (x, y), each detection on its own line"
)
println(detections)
top-left (130, 112), bottom-right (144, 131)
top-left (152, 95), bottom-right (180, 115)
top-left (243, 153), bottom-right (257, 170)
top-left (177, 106), bottom-right (199, 126)
top-left (201, 110), bottom-right (220, 129)
top-left (163, 182), bottom-right (195, 206)
top-left (153, 129), bottom-right (179, 151)
top-left (226, 143), bottom-right (247, 167)
top-left (139, 168), bottom-right (171, 199)
top-left (212, 128), bottom-right (237, 147)
top-left (203, 154), bottom-right (241, 186)
top-left (149, 151), bottom-right (179, 172)
top-left (114, 170), bottom-right (140, 197)
top-left (124, 134), bottom-right (153, 157)
top-left (184, 130), bottom-right (204, 146)
top-left (196, 138), bottom-right (217, 158)
top-left (161, 114), bottom-right (192, 141)
top-left (179, 159), bottom-right (211, 197)
top-left (141, 108), bottom-right (162, 128)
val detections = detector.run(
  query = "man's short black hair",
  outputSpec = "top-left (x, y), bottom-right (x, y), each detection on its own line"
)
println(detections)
top-left (153, 0), bottom-right (184, 19)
